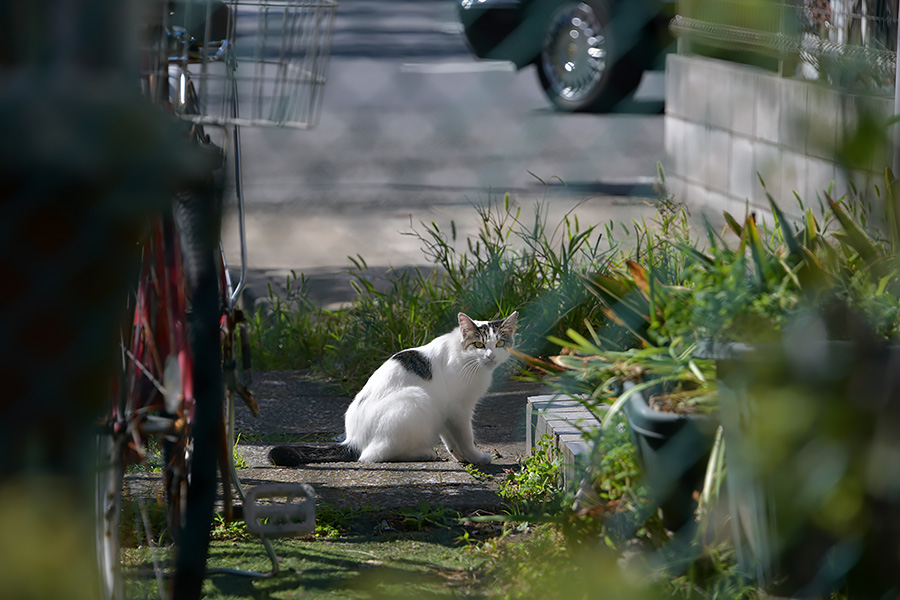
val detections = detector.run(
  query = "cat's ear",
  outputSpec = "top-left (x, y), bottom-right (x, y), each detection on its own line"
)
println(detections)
top-left (458, 312), bottom-right (477, 337)
top-left (501, 311), bottom-right (518, 332)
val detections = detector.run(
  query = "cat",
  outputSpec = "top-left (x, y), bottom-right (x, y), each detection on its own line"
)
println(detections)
top-left (268, 311), bottom-right (518, 466)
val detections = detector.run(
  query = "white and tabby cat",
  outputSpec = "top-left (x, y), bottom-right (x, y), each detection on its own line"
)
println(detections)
top-left (269, 311), bottom-right (518, 465)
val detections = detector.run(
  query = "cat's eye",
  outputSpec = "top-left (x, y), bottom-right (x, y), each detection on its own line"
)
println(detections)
top-left (496, 340), bottom-right (506, 347)
top-left (474, 342), bottom-right (485, 348)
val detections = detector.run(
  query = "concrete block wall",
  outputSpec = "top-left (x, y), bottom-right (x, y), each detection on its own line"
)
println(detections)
top-left (664, 54), bottom-right (892, 219)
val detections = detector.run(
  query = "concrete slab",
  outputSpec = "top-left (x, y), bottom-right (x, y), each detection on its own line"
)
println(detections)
top-left (226, 372), bottom-right (553, 512)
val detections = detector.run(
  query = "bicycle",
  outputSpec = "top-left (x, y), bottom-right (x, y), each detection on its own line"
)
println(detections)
top-left (94, 1), bottom-right (337, 598)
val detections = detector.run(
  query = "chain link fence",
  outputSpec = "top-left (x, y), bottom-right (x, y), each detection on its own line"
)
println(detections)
top-left (672, 0), bottom-right (898, 89)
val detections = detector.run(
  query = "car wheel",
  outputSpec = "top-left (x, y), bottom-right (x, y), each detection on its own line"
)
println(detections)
top-left (536, 0), bottom-right (644, 112)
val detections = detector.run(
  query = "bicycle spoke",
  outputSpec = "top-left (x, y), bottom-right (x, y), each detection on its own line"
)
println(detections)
top-left (123, 347), bottom-right (167, 397)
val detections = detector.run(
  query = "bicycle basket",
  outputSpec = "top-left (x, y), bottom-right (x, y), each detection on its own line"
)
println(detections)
top-left (156, 0), bottom-right (337, 129)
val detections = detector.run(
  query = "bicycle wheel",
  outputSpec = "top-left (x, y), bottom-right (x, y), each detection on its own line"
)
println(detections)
top-left (94, 216), bottom-right (187, 600)
top-left (169, 169), bottom-right (226, 600)
top-left (96, 392), bottom-right (126, 600)
top-left (95, 214), bottom-right (197, 600)
top-left (166, 63), bottom-right (228, 597)
top-left (95, 164), bottom-right (224, 599)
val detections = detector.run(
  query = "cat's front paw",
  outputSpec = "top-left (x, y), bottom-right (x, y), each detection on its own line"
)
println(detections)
top-left (467, 451), bottom-right (493, 465)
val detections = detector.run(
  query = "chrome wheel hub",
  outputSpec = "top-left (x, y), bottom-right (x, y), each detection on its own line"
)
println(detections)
top-left (542, 3), bottom-right (607, 103)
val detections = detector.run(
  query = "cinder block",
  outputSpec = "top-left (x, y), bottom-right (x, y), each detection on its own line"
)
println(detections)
top-left (781, 149), bottom-right (809, 206)
top-left (666, 173), bottom-right (687, 204)
top-left (526, 394), bottom-right (604, 489)
top-left (526, 394), bottom-right (578, 451)
top-left (839, 167), bottom-right (879, 201)
top-left (730, 136), bottom-right (755, 202)
top-left (707, 128), bottom-right (732, 194)
top-left (706, 61), bottom-right (732, 131)
top-left (730, 67), bottom-right (758, 138)
top-left (683, 58), bottom-right (710, 123)
top-left (665, 54), bottom-right (687, 119)
top-left (806, 157), bottom-right (836, 203)
top-left (559, 434), bottom-right (590, 486)
top-left (837, 91), bottom-right (861, 142)
top-left (664, 115), bottom-right (686, 180)
top-left (548, 420), bottom-right (584, 439)
top-left (683, 121), bottom-right (708, 185)
top-left (683, 180), bottom-right (711, 211)
top-left (704, 189), bottom-right (741, 218)
top-left (755, 74), bottom-right (781, 144)
top-left (806, 83), bottom-right (839, 161)
top-left (754, 141), bottom-right (782, 206)
top-left (779, 79), bottom-right (809, 154)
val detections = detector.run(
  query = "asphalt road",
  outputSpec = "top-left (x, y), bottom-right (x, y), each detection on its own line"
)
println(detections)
top-left (220, 0), bottom-right (669, 306)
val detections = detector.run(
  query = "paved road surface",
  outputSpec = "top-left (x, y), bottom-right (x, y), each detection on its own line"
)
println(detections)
top-left (220, 0), bottom-right (669, 307)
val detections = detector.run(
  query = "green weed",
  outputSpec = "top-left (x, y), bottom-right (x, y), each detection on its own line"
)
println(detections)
top-left (245, 271), bottom-right (340, 371)
top-left (408, 195), bottom-right (615, 358)
top-left (462, 463), bottom-right (493, 481)
top-left (231, 433), bottom-right (249, 469)
top-left (397, 502), bottom-right (459, 531)
top-left (210, 513), bottom-right (250, 541)
top-left (245, 195), bottom-right (626, 392)
top-left (498, 435), bottom-right (563, 515)
top-left (314, 504), bottom-right (363, 538)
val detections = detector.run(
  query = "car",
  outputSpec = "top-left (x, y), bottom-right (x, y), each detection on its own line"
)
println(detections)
top-left (457, 0), bottom-right (675, 112)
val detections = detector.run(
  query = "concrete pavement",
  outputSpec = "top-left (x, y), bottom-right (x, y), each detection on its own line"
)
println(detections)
top-left (221, 184), bottom-right (665, 310)
top-left (231, 372), bottom-right (552, 512)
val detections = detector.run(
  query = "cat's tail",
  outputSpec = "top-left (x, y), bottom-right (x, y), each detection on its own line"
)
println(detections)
top-left (268, 443), bottom-right (359, 466)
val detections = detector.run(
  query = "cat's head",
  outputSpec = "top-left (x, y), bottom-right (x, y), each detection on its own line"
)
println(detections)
top-left (457, 311), bottom-right (518, 369)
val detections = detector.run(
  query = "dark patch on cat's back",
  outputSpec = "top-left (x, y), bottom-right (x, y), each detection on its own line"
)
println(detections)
top-left (392, 349), bottom-right (433, 380)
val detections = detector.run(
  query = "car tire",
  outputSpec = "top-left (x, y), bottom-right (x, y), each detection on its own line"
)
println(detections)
top-left (536, 0), bottom-right (645, 112)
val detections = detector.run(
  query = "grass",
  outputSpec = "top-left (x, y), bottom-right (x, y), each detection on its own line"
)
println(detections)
top-left (204, 523), bottom-right (516, 600)
top-left (119, 503), bottom-right (713, 600)
top-left (245, 194), bottom-right (628, 393)
top-left (243, 272), bottom-right (342, 373)
top-left (123, 533), bottom-right (487, 599)
top-left (119, 503), bottom-right (506, 599)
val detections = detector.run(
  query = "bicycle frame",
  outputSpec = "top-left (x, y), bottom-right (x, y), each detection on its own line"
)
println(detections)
top-left (99, 3), bottom-right (329, 595)
top-left (153, 9), bottom-right (292, 580)
top-left (215, 82), bottom-right (289, 579)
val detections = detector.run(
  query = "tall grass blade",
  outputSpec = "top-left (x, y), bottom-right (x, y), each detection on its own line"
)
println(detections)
top-left (826, 192), bottom-right (878, 264)
top-left (802, 207), bottom-right (819, 251)
top-left (766, 192), bottom-right (801, 258)
top-left (743, 218), bottom-right (769, 284)
top-left (723, 211), bottom-right (743, 237)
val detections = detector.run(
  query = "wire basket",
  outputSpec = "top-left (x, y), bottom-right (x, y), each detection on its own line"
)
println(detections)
top-left (154, 0), bottom-right (337, 129)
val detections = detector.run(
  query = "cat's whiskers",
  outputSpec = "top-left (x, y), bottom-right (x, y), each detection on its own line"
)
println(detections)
top-left (460, 356), bottom-right (482, 382)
